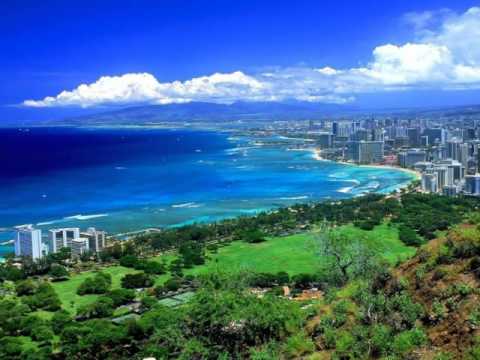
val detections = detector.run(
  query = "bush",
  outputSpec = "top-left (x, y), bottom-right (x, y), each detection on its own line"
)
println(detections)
top-left (250, 273), bottom-right (277, 288)
top-left (370, 325), bottom-right (393, 357)
top-left (335, 331), bottom-right (355, 357)
top-left (77, 272), bottom-right (112, 295)
top-left (282, 332), bottom-right (315, 358)
top-left (105, 288), bottom-right (136, 307)
top-left (51, 310), bottom-right (72, 333)
top-left (121, 272), bottom-right (153, 289)
top-left (392, 328), bottom-right (427, 356)
top-left (164, 277), bottom-right (181, 292)
top-left (399, 225), bottom-right (423, 246)
top-left (119, 255), bottom-right (139, 268)
top-left (241, 229), bottom-right (267, 243)
top-left (15, 279), bottom-right (36, 296)
top-left (292, 273), bottom-right (316, 289)
top-left (77, 297), bottom-right (115, 319)
top-left (49, 264), bottom-right (69, 280)
top-left (22, 282), bottom-right (61, 311)
top-left (141, 261), bottom-right (166, 275)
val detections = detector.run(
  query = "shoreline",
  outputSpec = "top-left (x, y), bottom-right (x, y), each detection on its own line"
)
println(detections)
top-left (311, 147), bottom-right (421, 181)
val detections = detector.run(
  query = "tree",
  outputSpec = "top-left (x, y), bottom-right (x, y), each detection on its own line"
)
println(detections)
top-left (119, 255), bottom-right (139, 268)
top-left (241, 229), bottom-right (266, 243)
top-left (77, 297), bottom-right (115, 319)
top-left (105, 289), bottom-right (135, 307)
top-left (121, 272), bottom-right (153, 289)
top-left (51, 310), bottom-right (73, 333)
top-left (49, 264), bottom-right (69, 280)
top-left (77, 272), bottom-right (112, 295)
top-left (315, 223), bottom-right (377, 285)
top-left (15, 279), bottom-right (37, 296)
top-left (22, 282), bottom-right (61, 311)
top-left (141, 261), bottom-right (166, 275)
top-left (398, 225), bottom-right (424, 247)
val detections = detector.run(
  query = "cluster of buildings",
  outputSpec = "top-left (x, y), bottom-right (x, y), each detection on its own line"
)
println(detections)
top-left (300, 116), bottom-right (480, 196)
top-left (14, 225), bottom-right (106, 261)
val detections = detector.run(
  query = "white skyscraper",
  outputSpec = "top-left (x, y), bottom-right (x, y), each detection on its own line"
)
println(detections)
top-left (15, 225), bottom-right (43, 260)
top-left (49, 228), bottom-right (80, 253)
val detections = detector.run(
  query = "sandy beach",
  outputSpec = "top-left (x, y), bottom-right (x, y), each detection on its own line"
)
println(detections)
top-left (311, 148), bottom-right (421, 181)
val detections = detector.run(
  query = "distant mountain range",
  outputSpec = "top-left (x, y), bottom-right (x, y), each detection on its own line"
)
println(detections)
top-left (42, 101), bottom-right (357, 126)
top-left (12, 101), bottom-right (480, 127)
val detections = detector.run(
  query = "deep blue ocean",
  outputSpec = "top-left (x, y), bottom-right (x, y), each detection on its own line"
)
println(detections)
top-left (0, 127), bottom-right (414, 257)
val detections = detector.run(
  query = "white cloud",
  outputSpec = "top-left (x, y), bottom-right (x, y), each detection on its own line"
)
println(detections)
top-left (23, 6), bottom-right (480, 108)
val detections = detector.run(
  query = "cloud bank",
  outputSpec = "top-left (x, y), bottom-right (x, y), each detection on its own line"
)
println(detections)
top-left (24, 7), bottom-right (480, 108)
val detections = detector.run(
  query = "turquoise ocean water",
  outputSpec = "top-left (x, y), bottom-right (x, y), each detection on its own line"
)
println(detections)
top-left (0, 127), bottom-right (414, 257)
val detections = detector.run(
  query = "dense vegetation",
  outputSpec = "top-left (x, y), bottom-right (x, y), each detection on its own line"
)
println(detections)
top-left (1, 193), bottom-right (480, 359)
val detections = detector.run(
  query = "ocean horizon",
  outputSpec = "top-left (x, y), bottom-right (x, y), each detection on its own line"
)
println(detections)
top-left (0, 127), bottom-right (414, 257)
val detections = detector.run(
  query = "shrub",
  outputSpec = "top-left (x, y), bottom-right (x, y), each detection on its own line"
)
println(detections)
top-left (119, 255), bottom-right (139, 268)
top-left (77, 272), bottom-right (112, 295)
top-left (51, 310), bottom-right (72, 333)
top-left (335, 331), bottom-right (355, 357)
top-left (392, 328), bottom-right (427, 356)
top-left (241, 229), bottom-right (267, 243)
top-left (291, 273), bottom-right (316, 289)
top-left (282, 332), bottom-right (315, 358)
top-left (141, 261), bottom-right (166, 275)
top-left (15, 279), bottom-right (36, 296)
top-left (49, 264), bottom-right (69, 280)
top-left (164, 277), bottom-right (181, 292)
top-left (370, 324), bottom-right (393, 357)
top-left (105, 288), bottom-right (136, 307)
top-left (77, 297), bottom-right (115, 319)
top-left (22, 282), bottom-right (61, 311)
top-left (398, 225), bottom-right (423, 246)
top-left (121, 272), bottom-right (153, 289)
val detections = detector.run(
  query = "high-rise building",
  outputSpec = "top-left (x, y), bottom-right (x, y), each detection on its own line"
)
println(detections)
top-left (49, 228), bottom-right (80, 253)
top-left (347, 141), bottom-right (384, 164)
top-left (81, 227), bottom-right (106, 253)
top-left (421, 172), bottom-right (438, 193)
top-left (14, 226), bottom-right (44, 260)
top-left (407, 128), bottom-right (421, 147)
top-left (465, 174), bottom-right (480, 195)
top-left (423, 128), bottom-right (446, 144)
top-left (71, 238), bottom-right (89, 257)
top-left (447, 140), bottom-right (463, 162)
top-left (398, 149), bottom-right (427, 168)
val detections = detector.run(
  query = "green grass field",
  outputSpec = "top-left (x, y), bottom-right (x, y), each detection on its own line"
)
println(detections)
top-left (185, 222), bottom-right (415, 276)
top-left (51, 222), bottom-right (415, 314)
top-left (52, 265), bottom-right (140, 313)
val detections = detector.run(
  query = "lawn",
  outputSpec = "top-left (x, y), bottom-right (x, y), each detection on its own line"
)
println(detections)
top-left (184, 222), bottom-right (415, 277)
top-left (52, 265), bottom-right (139, 313)
top-left (333, 222), bottom-right (416, 264)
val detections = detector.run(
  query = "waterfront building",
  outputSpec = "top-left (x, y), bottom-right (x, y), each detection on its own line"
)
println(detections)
top-left (80, 227), bottom-right (106, 253)
top-left (315, 132), bottom-right (334, 148)
top-left (14, 225), bottom-right (44, 260)
top-left (465, 174), bottom-right (480, 195)
top-left (442, 185), bottom-right (458, 197)
top-left (398, 149), bottom-right (426, 168)
top-left (421, 172), bottom-right (438, 193)
top-left (49, 228), bottom-right (80, 253)
top-left (346, 140), bottom-right (384, 164)
top-left (71, 238), bottom-right (89, 257)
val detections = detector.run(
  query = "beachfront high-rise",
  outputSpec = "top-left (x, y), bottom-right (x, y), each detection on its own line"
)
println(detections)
top-left (81, 227), bottom-right (106, 253)
top-left (14, 225), bottom-right (44, 260)
top-left (49, 228), bottom-right (80, 253)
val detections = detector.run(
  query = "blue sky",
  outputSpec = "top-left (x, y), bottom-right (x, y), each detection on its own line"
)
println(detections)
top-left (2, 0), bottom-right (480, 121)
